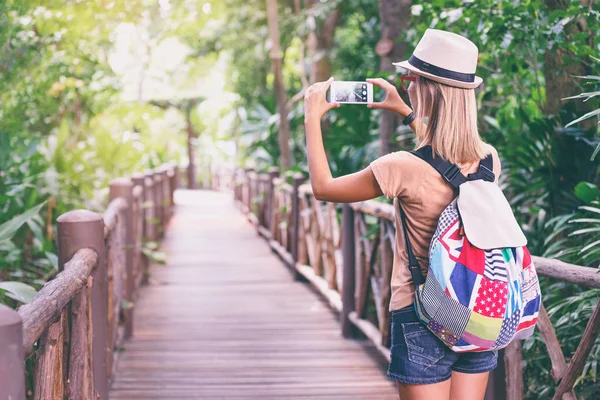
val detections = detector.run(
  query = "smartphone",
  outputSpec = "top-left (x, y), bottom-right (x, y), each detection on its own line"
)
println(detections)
top-left (330, 81), bottom-right (373, 104)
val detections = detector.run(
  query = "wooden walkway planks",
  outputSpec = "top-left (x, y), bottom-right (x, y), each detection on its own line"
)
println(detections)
top-left (109, 190), bottom-right (397, 399)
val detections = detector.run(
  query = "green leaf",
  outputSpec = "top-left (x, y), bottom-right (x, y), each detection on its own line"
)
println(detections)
top-left (121, 300), bottom-right (134, 310)
top-left (570, 218), bottom-right (600, 224)
top-left (483, 115), bottom-right (501, 130)
top-left (574, 182), bottom-right (599, 203)
top-left (0, 201), bottom-right (47, 246)
top-left (579, 239), bottom-right (600, 254)
top-left (144, 241), bottom-right (159, 250)
top-left (573, 75), bottom-right (600, 81)
top-left (561, 91), bottom-right (600, 101)
top-left (570, 227), bottom-right (600, 236)
top-left (0, 281), bottom-right (37, 304)
top-left (141, 248), bottom-right (167, 265)
top-left (579, 206), bottom-right (600, 215)
top-left (592, 144), bottom-right (600, 161)
top-left (45, 252), bottom-right (58, 271)
top-left (565, 108), bottom-right (600, 128)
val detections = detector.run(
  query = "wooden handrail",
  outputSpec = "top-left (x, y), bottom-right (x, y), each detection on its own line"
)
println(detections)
top-left (18, 248), bottom-right (98, 358)
top-left (532, 256), bottom-right (600, 288)
top-left (350, 200), bottom-right (394, 221)
top-left (103, 197), bottom-right (128, 238)
top-left (230, 167), bottom-right (600, 400)
top-left (0, 163), bottom-right (178, 400)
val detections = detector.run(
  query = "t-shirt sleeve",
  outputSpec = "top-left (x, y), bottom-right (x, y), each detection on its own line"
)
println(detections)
top-left (369, 151), bottom-right (418, 200)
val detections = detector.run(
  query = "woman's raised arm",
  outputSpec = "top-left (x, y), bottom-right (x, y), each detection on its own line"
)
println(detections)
top-left (304, 78), bottom-right (383, 203)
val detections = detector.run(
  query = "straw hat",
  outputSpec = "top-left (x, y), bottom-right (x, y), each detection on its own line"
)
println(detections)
top-left (393, 29), bottom-right (483, 89)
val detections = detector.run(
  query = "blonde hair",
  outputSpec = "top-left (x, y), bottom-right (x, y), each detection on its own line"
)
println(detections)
top-left (409, 76), bottom-right (487, 165)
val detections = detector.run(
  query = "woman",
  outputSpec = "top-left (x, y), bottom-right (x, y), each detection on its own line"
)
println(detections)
top-left (303, 29), bottom-right (500, 400)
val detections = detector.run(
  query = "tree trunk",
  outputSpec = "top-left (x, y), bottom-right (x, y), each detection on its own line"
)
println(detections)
top-left (306, 1), bottom-right (340, 145)
top-left (378, 0), bottom-right (411, 156)
top-left (543, 0), bottom-right (595, 131)
top-left (307, 1), bottom-right (340, 84)
top-left (293, 0), bottom-right (309, 88)
top-left (266, 0), bottom-right (292, 171)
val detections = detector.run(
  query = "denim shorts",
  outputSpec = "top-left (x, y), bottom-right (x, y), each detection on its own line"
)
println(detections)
top-left (387, 304), bottom-right (498, 385)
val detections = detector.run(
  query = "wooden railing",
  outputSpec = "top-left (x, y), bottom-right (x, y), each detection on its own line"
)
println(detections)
top-left (0, 164), bottom-right (178, 400)
top-left (232, 167), bottom-right (600, 400)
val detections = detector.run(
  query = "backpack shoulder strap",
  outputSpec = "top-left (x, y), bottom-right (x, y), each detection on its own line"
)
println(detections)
top-left (411, 145), bottom-right (466, 190)
top-left (466, 153), bottom-right (495, 182)
top-left (396, 201), bottom-right (426, 286)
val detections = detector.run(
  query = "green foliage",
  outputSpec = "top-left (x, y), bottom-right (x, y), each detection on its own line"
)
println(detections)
top-left (142, 240), bottom-right (167, 265)
top-left (1, 0), bottom-right (187, 306)
top-left (408, 0), bottom-right (600, 120)
top-left (0, 281), bottom-right (37, 304)
top-left (0, 202), bottom-right (46, 249)
top-left (215, 1), bottom-right (600, 397)
top-left (2, 0), bottom-right (600, 396)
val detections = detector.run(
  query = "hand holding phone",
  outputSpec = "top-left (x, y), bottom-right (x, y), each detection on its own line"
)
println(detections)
top-left (304, 77), bottom-right (341, 121)
top-left (330, 81), bottom-right (373, 104)
top-left (366, 78), bottom-right (412, 117)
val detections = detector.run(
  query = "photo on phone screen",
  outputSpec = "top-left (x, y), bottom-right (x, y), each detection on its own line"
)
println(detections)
top-left (331, 81), bottom-right (372, 104)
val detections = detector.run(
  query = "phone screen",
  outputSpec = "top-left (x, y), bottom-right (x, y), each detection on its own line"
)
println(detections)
top-left (332, 82), bottom-right (370, 103)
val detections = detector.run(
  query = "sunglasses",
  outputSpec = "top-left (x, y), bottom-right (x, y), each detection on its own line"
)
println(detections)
top-left (400, 74), bottom-right (417, 91)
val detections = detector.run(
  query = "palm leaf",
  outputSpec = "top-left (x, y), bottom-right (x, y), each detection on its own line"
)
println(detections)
top-left (579, 206), bottom-right (600, 215)
top-left (573, 75), bottom-right (600, 81)
top-left (0, 201), bottom-right (47, 247)
top-left (565, 109), bottom-right (600, 128)
top-left (579, 239), bottom-right (600, 254)
top-left (570, 227), bottom-right (600, 235)
top-left (561, 91), bottom-right (600, 101)
top-left (0, 281), bottom-right (37, 304)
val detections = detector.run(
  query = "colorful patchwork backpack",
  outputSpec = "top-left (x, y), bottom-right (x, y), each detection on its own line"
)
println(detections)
top-left (398, 146), bottom-right (542, 353)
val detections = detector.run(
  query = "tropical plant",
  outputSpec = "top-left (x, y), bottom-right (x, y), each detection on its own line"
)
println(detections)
top-left (0, 203), bottom-right (48, 305)
top-left (0, 0), bottom-right (186, 307)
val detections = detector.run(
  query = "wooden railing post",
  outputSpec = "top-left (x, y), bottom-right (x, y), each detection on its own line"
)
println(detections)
top-left (249, 169), bottom-right (256, 217)
top-left (213, 165), bottom-right (220, 191)
top-left (247, 169), bottom-right (252, 213)
top-left (173, 164), bottom-right (180, 190)
top-left (0, 305), bottom-right (25, 400)
top-left (257, 175), bottom-right (267, 228)
top-left (232, 168), bottom-right (238, 201)
top-left (484, 349), bottom-right (507, 400)
top-left (240, 168), bottom-right (245, 208)
top-left (178, 165), bottom-right (186, 189)
top-left (68, 260), bottom-right (95, 399)
top-left (141, 173), bottom-right (156, 285)
top-left (291, 173), bottom-right (305, 266)
top-left (341, 204), bottom-right (357, 338)
top-left (187, 157), bottom-right (196, 190)
top-left (56, 211), bottom-right (107, 399)
top-left (132, 173), bottom-right (146, 288)
top-left (144, 173), bottom-right (156, 242)
top-left (235, 168), bottom-right (242, 202)
top-left (168, 165), bottom-right (177, 219)
top-left (152, 170), bottom-right (164, 239)
top-left (267, 167), bottom-right (279, 231)
top-left (109, 179), bottom-right (134, 339)
top-left (160, 167), bottom-right (170, 227)
top-left (504, 340), bottom-right (524, 400)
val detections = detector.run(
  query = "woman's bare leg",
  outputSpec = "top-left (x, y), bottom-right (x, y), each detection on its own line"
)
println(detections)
top-left (449, 371), bottom-right (490, 400)
top-left (396, 379), bottom-right (451, 400)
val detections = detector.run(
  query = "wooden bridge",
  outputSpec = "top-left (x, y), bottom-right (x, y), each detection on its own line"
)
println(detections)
top-left (109, 189), bottom-right (396, 399)
top-left (1, 165), bottom-right (599, 400)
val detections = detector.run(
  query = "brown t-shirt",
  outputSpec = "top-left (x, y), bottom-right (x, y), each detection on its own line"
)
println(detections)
top-left (370, 146), bottom-right (501, 312)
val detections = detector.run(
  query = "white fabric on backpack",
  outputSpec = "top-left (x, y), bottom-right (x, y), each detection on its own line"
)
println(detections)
top-left (457, 180), bottom-right (527, 249)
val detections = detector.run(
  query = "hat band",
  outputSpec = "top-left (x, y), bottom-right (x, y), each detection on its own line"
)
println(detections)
top-left (408, 55), bottom-right (475, 83)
